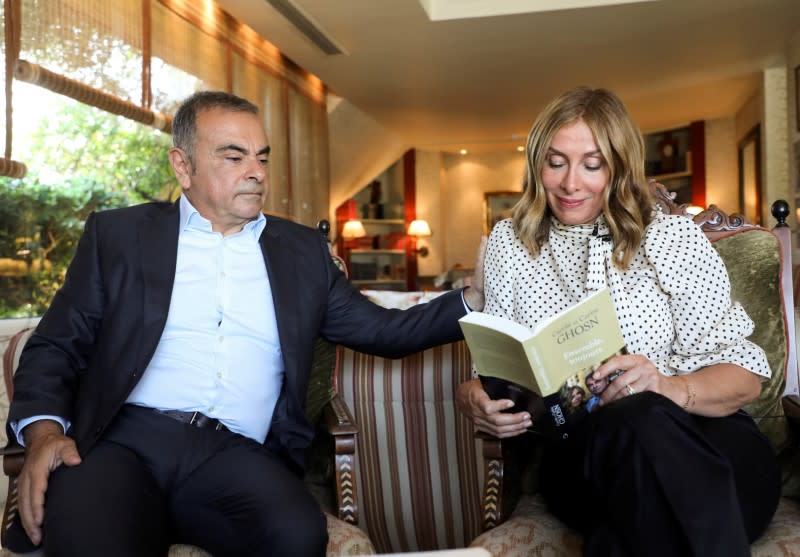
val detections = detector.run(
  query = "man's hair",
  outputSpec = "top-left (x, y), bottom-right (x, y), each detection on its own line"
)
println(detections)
top-left (513, 87), bottom-right (652, 269)
top-left (172, 91), bottom-right (259, 166)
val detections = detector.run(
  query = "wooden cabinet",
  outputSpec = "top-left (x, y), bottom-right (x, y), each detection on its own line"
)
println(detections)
top-left (643, 121), bottom-right (705, 206)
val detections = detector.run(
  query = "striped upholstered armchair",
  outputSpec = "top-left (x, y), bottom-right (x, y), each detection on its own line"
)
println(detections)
top-left (336, 308), bottom-right (485, 553)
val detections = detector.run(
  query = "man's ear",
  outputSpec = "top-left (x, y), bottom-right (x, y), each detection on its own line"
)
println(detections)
top-left (168, 147), bottom-right (192, 191)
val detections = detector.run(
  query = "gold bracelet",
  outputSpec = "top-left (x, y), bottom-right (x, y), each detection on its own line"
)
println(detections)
top-left (677, 375), bottom-right (696, 410)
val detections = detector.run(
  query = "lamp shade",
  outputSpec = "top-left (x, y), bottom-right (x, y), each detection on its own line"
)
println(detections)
top-left (407, 219), bottom-right (432, 237)
top-left (341, 220), bottom-right (367, 239)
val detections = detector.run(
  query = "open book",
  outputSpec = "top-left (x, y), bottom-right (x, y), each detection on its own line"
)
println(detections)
top-left (458, 288), bottom-right (626, 437)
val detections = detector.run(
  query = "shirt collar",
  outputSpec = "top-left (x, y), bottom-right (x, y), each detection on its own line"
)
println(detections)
top-left (179, 195), bottom-right (266, 240)
top-left (550, 214), bottom-right (608, 240)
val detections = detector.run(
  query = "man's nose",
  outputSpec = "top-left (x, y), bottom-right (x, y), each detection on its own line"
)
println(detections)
top-left (247, 158), bottom-right (266, 182)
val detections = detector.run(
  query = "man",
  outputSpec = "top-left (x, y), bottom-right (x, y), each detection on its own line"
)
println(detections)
top-left (7, 91), bottom-right (485, 557)
top-left (584, 371), bottom-right (608, 413)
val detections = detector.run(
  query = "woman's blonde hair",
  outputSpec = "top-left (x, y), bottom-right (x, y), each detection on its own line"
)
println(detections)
top-left (512, 87), bottom-right (652, 269)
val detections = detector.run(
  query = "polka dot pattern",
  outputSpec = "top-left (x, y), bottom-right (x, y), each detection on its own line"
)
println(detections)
top-left (482, 210), bottom-right (770, 379)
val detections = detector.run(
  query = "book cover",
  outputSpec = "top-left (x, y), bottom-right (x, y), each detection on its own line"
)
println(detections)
top-left (459, 288), bottom-right (627, 438)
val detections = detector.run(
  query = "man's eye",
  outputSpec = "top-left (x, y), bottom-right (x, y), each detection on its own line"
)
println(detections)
top-left (226, 156), bottom-right (242, 163)
top-left (259, 158), bottom-right (269, 166)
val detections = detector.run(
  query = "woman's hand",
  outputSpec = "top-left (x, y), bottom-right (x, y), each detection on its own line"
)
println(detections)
top-left (593, 353), bottom-right (678, 406)
top-left (591, 354), bottom-right (761, 416)
top-left (456, 378), bottom-right (532, 438)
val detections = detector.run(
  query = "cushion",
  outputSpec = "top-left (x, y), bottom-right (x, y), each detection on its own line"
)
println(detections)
top-left (360, 290), bottom-right (445, 310)
top-left (468, 494), bottom-right (582, 557)
top-left (711, 229), bottom-right (790, 452)
top-left (305, 337), bottom-right (337, 424)
top-left (469, 494), bottom-right (800, 557)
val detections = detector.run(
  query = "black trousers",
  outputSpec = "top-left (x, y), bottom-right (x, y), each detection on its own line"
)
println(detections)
top-left (16, 405), bottom-right (327, 557)
top-left (539, 392), bottom-right (782, 557)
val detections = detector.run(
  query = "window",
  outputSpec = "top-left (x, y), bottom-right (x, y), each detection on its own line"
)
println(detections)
top-left (0, 0), bottom-right (330, 317)
top-left (0, 84), bottom-right (174, 317)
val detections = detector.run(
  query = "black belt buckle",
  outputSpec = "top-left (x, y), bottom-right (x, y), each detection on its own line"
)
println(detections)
top-left (155, 408), bottom-right (228, 432)
top-left (188, 411), bottom-right (226, 431)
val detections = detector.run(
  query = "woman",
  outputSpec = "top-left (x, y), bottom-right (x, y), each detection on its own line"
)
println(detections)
top-left (457, 87), bottom-right (780, 556)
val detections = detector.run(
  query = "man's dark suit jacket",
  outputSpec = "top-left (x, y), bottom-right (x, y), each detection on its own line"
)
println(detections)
top-left (8, 199), bottom-right (467, 472)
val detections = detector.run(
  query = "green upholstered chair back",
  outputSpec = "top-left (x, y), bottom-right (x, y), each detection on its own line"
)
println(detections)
top-left (712, 229), bottom-right (789, 450)
top-left (650, 181), bottom-right (794, 452)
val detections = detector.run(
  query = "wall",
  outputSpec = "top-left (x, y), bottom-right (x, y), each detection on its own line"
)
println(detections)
top-left (440, 151), bottom-right (526, 271)
top-left (763, 67), bottom-right (790, 226)
top-left (415, 150), bottom-right (445, 276)
top-left (788, 30), bottom-right (800, 233)
top-left (417, 134), bottom-right (741, 276)
top-left (327, 95), bottom-right (409, 223)
top-left (704, 117), bottom-right (738, 215)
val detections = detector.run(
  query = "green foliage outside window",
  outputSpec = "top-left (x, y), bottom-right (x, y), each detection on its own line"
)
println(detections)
top-left (0, 97), bottom-right (177, 317)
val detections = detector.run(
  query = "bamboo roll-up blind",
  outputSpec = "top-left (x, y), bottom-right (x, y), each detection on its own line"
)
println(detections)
top-left (150, 0), bottom-right (227, 115)
top-left (232, 52), bottom-right (290, 218)
top-left (20, 0), bottom-right (144, 103)
top-left (288, 86), bottom-right (315, 225)
top-left (309, 97), bottom-right (330, 223)
top-left (14, 59), bottom-right (170, 131)
top-left (2, 0), bottom-right (329, 190)
top-left (0, 155), bottom-right (25, 177)
top-left (1, 0), bottom-right (25, 176)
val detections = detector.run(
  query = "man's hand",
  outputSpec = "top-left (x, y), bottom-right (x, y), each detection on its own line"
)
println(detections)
top-left (456, 378), bottom-right (531, 438)
top-left (463, 236), bottom-right (487, 312)
top-left (18, 420), bottom-right (81, 546)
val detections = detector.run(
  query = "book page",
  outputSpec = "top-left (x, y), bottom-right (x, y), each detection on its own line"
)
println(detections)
top-left (458, 314), bottom-right (540, 393)
top-left (459, 311), bottom-right (533, 342)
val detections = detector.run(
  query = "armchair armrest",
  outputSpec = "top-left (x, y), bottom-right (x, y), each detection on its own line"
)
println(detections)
top-left (321, 393), bottom-right (359, 525)
top-left (477, 430), bottom-right (543, 532)
top-left (1, 445), bottom-right (24, 476)
top-left (478, 431), bottom-right (504, 530)
top-left (784, 394), bottom-right (800, 432)
top-left (0, 445), bottom-right (24, 549)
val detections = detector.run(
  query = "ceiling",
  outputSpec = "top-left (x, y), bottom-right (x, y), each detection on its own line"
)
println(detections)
top-left (215, 0), bottom-right (800, 153)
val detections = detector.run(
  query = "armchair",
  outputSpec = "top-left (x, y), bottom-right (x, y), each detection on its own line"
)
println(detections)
top-left (470, 182), bottom-right (800, 556)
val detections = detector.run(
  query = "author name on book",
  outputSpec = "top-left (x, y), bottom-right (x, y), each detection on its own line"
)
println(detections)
top-left (553, 309), bottom-right (601, 345)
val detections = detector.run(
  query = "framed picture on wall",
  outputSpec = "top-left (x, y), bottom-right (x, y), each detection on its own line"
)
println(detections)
top-left (794, 140), bottom-right (800, 197)
top-left (796, 64), bottom-right (800, 132)
top-left (484, 191), bottom-right (523, 235)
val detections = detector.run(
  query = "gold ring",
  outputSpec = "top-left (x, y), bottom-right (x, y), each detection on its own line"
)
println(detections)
top-left (625, 384), bottom-right (635, 396)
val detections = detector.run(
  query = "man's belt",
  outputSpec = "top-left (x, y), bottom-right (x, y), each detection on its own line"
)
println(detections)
top-left (153, 409), bottom-right (229, 432)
